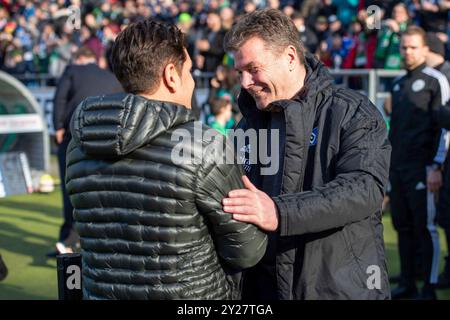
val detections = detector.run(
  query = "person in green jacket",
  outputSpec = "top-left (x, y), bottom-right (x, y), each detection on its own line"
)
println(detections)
top-left (210, 97), bottom-right (233, 136)
top-left (375, 3), bottom-right (410, 70)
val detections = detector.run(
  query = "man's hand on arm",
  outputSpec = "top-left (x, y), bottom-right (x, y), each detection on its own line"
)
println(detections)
top-left (223, 176), bottom-right (279, 232)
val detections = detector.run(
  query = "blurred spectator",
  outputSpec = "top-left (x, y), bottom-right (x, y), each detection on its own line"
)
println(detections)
top-left (317, 0), bottom-right (337, 18)
top-left (342, 19), bottom-right (367, 68)
top-left (292, 11), bottom-right (318, 53)
top-left (80, 25), bottom-right (103, 62)
top-left (375, 3), bottom-right (411, 69)
top-left (342, 9), bottom-right (378, 70)
top-left (301, 0), bottom-right (322, 23)
top-left (209, 96), bottom-right (233, 136)
top-left (267, 0), bottom-right (281, 10)
top-left (333, 0), bottom-right (359, 27)
top-left (316, 40), bottom-right (332, 67)
top-left (176, 12), bottom-right (196, 59)
top-left (220, 6), bottom-right (234, 31)
top-left (48, 31), bottom-right (74, 79)
top-left (282, 5), bottom-right (295, 18)
top-left (244, 0), bottom-right (257, 14)
top-left (417, 0), bottom-right (449, 38)
top-left (208, 63), bottom-right (240, 113)
top-left (313, 15), bottom-right (330, 43)
top-left (195, 10), bottom-right (226, 72)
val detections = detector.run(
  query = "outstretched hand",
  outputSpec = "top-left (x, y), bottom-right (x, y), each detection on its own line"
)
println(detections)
top-left (223, 176), bottom-right (279, 232)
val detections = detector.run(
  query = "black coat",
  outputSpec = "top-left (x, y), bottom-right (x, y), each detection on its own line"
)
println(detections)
top-left (66, 94), bottom-right (267, 299)
top-left (237, 53), bottom-right (391, 300)
top-left (52, 63), bottom-right (122, 135)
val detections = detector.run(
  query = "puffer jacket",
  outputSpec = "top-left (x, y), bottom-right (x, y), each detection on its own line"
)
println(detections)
top-left (237, 53), bottom-right (391, 300)
top-left (66, 93), bottom-right (267, 300)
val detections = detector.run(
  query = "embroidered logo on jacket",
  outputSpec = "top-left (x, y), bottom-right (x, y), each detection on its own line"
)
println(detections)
top-left (412, 79), bottom-right (425, 92)
top-left (239, 144), bottom-right (252, 173)
top-left (310, 127), bottom-right (318, 147)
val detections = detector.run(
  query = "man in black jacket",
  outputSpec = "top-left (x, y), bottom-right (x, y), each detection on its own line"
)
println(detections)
top-left (222, 9), bottom-right (391, 300)
top-left (389, 27), bottom-right (449, 300)
top-left (65, 19), bottom-right (267, 299)
top-left (50, 47), bottom-right (123, 257)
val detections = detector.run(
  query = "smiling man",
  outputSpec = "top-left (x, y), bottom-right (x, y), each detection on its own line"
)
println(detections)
top-left (222, 9), bottom-right (391, 300)
top-left (65, 19), bottom-right (267, 300)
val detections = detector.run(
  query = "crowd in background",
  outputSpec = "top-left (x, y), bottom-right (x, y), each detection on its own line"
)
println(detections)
top-left (0, 0), bottom-right (449, 124)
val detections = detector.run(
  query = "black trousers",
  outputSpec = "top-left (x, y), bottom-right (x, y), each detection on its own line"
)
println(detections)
top-left (57, 136), bottom-right (74, 242)
top-left (390, 166), bottom-right (440, 287)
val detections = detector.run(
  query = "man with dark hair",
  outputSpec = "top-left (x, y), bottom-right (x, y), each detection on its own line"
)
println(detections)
top-left (222, 8), bottom-right (391, 300)
top-left (50, 46), bottom-right (123, 257)
top-left (65, 19), bottom-right (267, 300)
top-left (389, 26), bottom-right (450, 300)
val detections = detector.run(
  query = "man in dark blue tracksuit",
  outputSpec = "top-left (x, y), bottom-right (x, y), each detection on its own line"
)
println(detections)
top-left (389, 27), bottom-right (450, 299)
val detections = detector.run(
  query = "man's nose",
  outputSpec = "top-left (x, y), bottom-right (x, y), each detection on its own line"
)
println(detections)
top-left (240, 71), bottom-right (254, 89)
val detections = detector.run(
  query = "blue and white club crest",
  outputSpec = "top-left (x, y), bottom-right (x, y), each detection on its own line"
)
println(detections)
top-left (412, 79), bottom-right (425, 92)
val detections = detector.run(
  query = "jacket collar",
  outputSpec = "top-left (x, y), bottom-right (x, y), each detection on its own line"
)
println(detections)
top-left (71, 93), bottom-right (196, 158)
top-left (407, 62), bottom-right (427, 77)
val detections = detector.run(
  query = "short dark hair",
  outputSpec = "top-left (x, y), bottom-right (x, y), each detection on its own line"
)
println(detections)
top-left (111, 19), bottom-right (187, 95)
top-left (74, 46), bottom-right (96, 60)
top-left (291, 11), bottom-right (304, 21)
top-left (210, 97), bottom-right (230, 116)
top-left (402, 26), bottom-right (427, 46)
top-left (426, 32), bottom-right (445, 57)
top-left (224, 9), bottom-right (305, 63)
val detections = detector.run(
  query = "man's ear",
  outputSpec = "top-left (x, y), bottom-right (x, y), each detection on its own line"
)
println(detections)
top-left (162, 63), bottom-right (180, 93)
top-left (286, 45), bottom-right (298, 71)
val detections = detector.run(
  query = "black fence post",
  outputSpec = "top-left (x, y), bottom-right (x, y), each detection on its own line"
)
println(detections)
top-left (56, 253), bottom-right (82, 300)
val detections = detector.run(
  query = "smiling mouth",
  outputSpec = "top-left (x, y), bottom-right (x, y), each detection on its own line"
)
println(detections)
top-left (250, 88), bottom-right (268, 97)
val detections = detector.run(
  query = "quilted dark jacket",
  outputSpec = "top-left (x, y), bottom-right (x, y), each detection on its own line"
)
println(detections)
top-left (65, 93), bottom-right (267, 300)
top-left (237, 53), bottom-right (391, 300)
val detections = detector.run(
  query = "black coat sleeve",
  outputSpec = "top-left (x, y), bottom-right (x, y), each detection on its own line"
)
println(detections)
top-left (195, 134), bottom-right (267, 269)
top-left (52, 65), bottom-right (73, 130)
top-left (273, 100), bottom-right (391, 236)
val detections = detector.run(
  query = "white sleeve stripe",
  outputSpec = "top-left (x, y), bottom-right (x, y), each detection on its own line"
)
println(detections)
top-left (423, 67), bottom-right (450, 105)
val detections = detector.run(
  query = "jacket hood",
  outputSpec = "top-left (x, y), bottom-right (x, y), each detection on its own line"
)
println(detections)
top-left (238, 52), bottom-right (334, 119)
top-left (70, 93), bottom-right (195, 158)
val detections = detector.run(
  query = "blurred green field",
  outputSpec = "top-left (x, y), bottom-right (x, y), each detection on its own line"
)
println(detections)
top-left (0, 190), bottom-right (449, 300)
